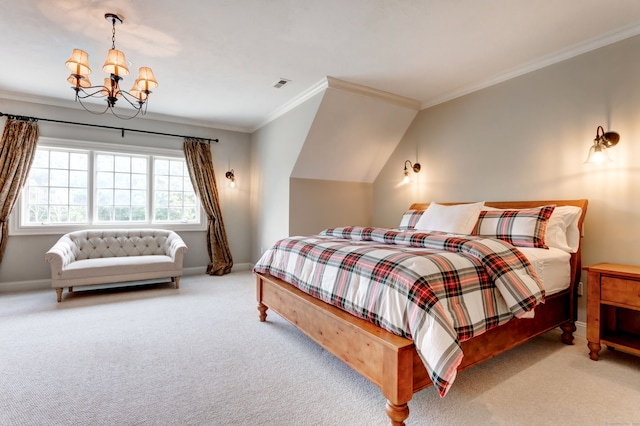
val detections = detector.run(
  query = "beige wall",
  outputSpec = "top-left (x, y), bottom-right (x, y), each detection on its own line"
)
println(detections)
top-left (289, 178), bottom-right (373, 236)
top-left (250, 93), bottom-right (323, 260)
top-left (374, 34), bottom-right (640, 323)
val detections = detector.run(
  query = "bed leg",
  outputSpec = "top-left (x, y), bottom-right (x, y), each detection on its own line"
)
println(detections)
top-left (385, 401), bottom-right (409, 426)
top-left (560, 321), bottom-right (576, 345)
top-left (258, 302), bottom-right (268, 322)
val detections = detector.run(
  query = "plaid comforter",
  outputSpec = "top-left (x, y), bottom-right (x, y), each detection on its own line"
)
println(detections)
top-left (253, 226), bottom-right (545, 397)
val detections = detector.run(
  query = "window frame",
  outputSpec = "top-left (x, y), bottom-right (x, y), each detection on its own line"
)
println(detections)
top-left (10, 137), bottom-right (206, 236)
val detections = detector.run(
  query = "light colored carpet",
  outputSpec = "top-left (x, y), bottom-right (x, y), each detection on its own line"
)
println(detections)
top-left (1, 271), bottom-right (638, 426)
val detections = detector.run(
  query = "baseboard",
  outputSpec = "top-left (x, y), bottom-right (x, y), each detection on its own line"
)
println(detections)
top-left (575, 320), bottom-right (586, 339)
top-left (0, 263), bottom-right (254, 293)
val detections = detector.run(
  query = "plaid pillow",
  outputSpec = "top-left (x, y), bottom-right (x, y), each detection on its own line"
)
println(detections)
top-left (472, 205), bottom-right (556, 248)
top-left (398, 209), bottom-right (425, 230)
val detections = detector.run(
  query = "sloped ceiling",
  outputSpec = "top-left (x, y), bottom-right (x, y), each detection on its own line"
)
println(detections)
top-left (291, 77), bottom-right (420, 183)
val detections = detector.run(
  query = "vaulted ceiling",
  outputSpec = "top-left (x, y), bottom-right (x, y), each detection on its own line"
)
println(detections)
top-left (2, 1), bottom-right (640, 132)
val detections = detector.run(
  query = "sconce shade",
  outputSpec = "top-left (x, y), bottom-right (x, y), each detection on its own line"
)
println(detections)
top-left (103, 49), bottom-right (130, 76)
top-left (65, 49), bottom-right (92, 75)
top-left (585, 126), bottom-right (619, 164)
top-left (402, 160), bottom-right (421, 184)
top-left (225, 169), bottom-right (236, 188)
top-left (585, 143), bottom-right (611, 164)
top-left (136, 67), bottom-right (158, 90)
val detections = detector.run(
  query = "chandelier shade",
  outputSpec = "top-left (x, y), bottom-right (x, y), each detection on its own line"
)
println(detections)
top-left (129, 80), bottom-right (149, 101)
top-left (136, 67), bottom-right (158, 90)
top-left (67, 73), bottom-right (92, 88)
top-left (65, 12), bottom-right (157, 119)
top-left (102, 49), bottom-right (130, 76)
top-left (65, 49), bottom-right (92, 76)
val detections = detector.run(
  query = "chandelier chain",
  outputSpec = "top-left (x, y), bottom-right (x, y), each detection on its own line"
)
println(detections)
top-left (111, 17), bottom-right (116, 49)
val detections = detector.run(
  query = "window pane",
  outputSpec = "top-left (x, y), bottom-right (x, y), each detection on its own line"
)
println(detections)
top-left (69, 206), bottom-right (88, 222)
top-left (98, 206), bottom-right (113, 221)
top-left (114, 173), bottom-right (131, 189)
top-left (114, 207), bottom-right (131, 221)
top-left (50, 188), bottom-right (69, 205)
top-left (96, 154), bottom-right (114, 171)
top-left (70, 153), bottom-right (88, 170)
top-left (131, 190), bottom-right (146, 206)
top-left (131, 174), bottom-right (146, 190)
top-left (132, 157), bottom-right (146, 173)
top-left (155, 159), bottom-right (168, 175)
top-left (69, 170), bottom-right (87, 188)
top-left (115, 156), bottom-right (130, 172)
top-left (169, 160), bottom-right (183, 175)
top-left (29, 187), bottom-right (48, 204)
top-left (50, 151), bottom-right (68, 169)
top-left (32, 150), bottom-right (49, 168)
top-left (50, 170), bottom-right (68, 187)
top-left (69, 189), bottom-right (87, 206)
top-left (29, 169), bottom-right (49, 186)
top-left (114, 189), bottom-right (130, 205)
top-left (155, 175), bottom-right (168, 190)
top-left (96, 172), bottom-right (113, 188)
top-left (97, 189), bottom-right (113, 205)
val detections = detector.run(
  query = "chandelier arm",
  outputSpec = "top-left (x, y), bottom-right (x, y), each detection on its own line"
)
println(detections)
top-left (76, 97), bottom-right (111, 115)
top-left (74, 86), bottom-right (109, 100)
top-left (108, 107), bottom-right (142, 120)
top-left (118, 90), bottom-right (148, 110)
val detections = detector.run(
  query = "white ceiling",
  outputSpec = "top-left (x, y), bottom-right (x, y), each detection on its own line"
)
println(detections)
top-left (3, 0), bottom-right (640, 132)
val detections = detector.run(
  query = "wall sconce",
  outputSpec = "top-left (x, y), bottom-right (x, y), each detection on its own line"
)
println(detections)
top-left (402, 160), bottom-right (421, 184)
top-left (585, 126), bottom-right (620, 164)
top-left (225, 169), bottom-right (236, 188)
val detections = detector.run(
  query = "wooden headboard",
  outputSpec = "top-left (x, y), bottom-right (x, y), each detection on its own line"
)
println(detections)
top-left (409, 200), bottom-right (589, 314)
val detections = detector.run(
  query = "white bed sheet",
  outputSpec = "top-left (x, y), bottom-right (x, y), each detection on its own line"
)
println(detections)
top-left (518, 246), bottom-right (571, 296)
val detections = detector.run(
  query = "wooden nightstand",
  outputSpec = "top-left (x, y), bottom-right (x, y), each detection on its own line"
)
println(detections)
top-left (584, 263), bottom-right (640, 361)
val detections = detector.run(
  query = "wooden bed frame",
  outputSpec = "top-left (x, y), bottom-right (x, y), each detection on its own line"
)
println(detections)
top-left (255, 200), bottom-right (588, 425)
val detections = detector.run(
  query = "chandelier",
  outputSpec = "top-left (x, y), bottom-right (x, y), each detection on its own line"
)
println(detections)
top-left (65, 13), bottom-right (158, 119)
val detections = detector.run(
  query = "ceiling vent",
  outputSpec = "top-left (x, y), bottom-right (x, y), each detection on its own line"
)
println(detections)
top-left (272, 78), bottom-right (290, 88)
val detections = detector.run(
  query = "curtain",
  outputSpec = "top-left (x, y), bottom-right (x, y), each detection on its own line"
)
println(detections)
top-left (183, 138), bottom-right (233, 275)
top-left (0, 118), bottom-right (39, 262)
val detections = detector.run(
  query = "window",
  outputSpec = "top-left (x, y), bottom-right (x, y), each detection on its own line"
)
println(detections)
top-left (12, 138), bottom-right (205, 235)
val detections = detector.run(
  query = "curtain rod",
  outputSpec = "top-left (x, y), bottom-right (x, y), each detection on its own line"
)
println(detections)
top-left (0, 112), bottom-right (219, 144)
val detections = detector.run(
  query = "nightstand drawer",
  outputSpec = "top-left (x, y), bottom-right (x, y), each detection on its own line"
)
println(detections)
top-left (601, 276), bottom-right (640, 307)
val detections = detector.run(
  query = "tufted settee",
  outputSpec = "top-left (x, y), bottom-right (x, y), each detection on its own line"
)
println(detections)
top-left (45, 229), bottom-right (188, 302)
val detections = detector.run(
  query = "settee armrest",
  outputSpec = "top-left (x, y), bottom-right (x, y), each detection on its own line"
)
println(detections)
top-left (165, 231), bottom-right (188, 268)
top-left (44, 235), bottom-right (78, 277)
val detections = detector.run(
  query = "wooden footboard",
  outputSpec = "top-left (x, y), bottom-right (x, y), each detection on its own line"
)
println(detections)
top-left (257, 273), bottom-right (575, 425)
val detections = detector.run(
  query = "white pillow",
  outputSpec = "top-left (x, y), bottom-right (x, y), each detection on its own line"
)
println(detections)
top-left (415, 202), bottom-right (484, 234)
top-left (545, 205), bottom-right (582, 253)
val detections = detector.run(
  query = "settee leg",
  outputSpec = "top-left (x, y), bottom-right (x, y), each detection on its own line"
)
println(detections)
top-left (55, 288), bottom-right (63, 303)
top-left (174, 277), bottom-right (180, 289)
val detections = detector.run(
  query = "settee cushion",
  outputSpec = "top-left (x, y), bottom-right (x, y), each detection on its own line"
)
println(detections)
top-left (59, 255), bottom-right (177, 280)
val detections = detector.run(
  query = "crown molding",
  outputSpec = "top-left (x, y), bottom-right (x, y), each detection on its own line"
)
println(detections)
top-left (252, 77), bottom-right (329, 132)
top-left (325, 76), bottom-right (421, 110)
top-left (253, 76), bottom-right (421, 132)
top-left (421, 20), bottom-right (640, 109)
top-left (0, 89), bottom-right (250, 133)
